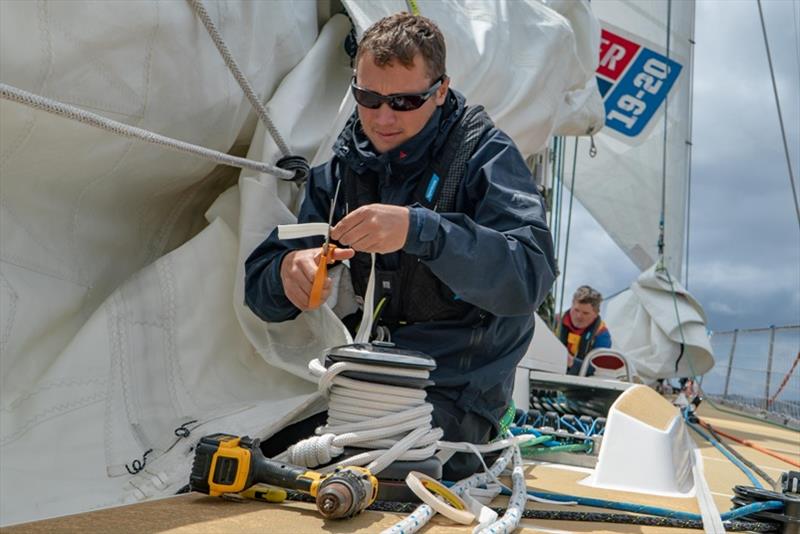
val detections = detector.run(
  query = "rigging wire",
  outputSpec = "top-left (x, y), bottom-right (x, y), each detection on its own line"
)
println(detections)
top-left (557, 138), bottom-right (579, 318)
top-left (684, 3), bottom-right (697, 288)
top-left (550, 136), bottom-right (566, 317)
top-left (794, 0), bottom-right (800, 87)
top-left (757, 0), bottom-right (800, 230)
top-left (657, 0), bottom-right (673, 261)
top-left (769, 351), bottom-right (800, 406)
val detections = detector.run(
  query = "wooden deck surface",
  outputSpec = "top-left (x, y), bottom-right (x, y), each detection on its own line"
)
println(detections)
top-left (4, 402), bottom-right (798, 534)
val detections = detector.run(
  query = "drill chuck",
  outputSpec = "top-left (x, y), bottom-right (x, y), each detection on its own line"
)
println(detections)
top-left (316, 467), bottom-right (376, 519)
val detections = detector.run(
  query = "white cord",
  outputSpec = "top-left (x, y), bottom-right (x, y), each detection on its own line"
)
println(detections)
top-left (382, 445), bottom-right (516, 534)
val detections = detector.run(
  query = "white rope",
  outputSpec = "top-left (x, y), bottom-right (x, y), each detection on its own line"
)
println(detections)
top-left (187, 0), bottom-right (291, 157)
top-left (0, 83), bottom-right (294, 180)
top-left (277, 357), bottom-right (443, 475)
top-left (382, 445), bottom-right (517, 534)
top-left (382, 434), bottom-right (544, 534)
top-left (478, 445), bottom-right (526, 534)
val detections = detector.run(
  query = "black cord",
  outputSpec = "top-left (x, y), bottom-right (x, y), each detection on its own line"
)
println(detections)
top-left (174, 420), bottom-right (198, 439)
top-left (125, 449), bottom-right (153, 475)
top-left (703, 420), bottom-right (779, 490)
top-left (282, 492), bottom-right (778, 532)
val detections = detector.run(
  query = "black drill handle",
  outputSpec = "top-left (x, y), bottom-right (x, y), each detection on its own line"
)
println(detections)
top-left (250, 450), bottom-right (317, 494)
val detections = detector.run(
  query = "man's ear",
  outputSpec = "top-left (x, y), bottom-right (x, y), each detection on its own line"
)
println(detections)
top-left (435, 76), bottom-right (449, 106)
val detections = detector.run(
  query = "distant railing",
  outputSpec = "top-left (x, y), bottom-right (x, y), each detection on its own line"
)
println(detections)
top-left (701, 325), bottom-right (800, 424)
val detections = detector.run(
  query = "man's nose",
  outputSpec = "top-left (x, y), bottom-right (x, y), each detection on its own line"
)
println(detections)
top-left (374, 103), bottom-right (397, 123)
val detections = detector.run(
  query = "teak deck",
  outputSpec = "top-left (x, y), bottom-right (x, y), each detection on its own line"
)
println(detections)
top-left (5, 403), bottom-right (798, 533)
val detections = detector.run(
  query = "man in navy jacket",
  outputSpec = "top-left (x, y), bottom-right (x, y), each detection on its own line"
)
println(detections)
top-left (245, 13), bottom-right (556, 479)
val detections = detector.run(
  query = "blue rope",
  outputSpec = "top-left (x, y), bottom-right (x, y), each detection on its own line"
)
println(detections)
top-left (441, 480), bottom-right (783, 524)
top-left (587, 418), bottom-right (599, 436)
top-left (498, 487), bottom-right (783, 522)
top-left (683, 410), bottom-right (763, 488)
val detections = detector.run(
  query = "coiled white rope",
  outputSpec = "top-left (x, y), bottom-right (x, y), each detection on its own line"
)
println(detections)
top-left (0, 83), bottom-right (294, 180)
top-left (278, 357), bottom-right (443, 475)
top-left (187, 0), bottom-right (291, 157)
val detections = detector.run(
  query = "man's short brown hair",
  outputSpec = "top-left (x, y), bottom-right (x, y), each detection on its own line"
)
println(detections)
top-left (573, 285), bottom-right (602, 312)
top-left (356, 12), bottom-right (446, 82)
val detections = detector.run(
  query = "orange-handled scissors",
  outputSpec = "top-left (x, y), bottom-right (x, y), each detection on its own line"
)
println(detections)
top-left (308, 180), bottom-right (341, 308)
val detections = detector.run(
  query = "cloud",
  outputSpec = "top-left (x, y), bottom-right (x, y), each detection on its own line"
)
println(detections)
top-left (708, 301), bottom-right (736, 315)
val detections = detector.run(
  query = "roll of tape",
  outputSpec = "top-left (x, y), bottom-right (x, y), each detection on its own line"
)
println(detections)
top-left (405, 471), bottom-right (475, 525)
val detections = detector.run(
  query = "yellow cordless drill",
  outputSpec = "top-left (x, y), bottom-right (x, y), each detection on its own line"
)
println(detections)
top-left (189, 433), bottom-right (378, 519)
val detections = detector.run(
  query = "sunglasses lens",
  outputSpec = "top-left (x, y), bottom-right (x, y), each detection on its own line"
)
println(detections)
top-left (352, 86), bottom-right (382, 109)
top-left (389, 96), bottom-right (425, 111)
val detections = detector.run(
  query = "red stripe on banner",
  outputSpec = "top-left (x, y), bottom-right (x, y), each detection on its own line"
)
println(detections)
top-left (597, 29), bottom-right (640, 81)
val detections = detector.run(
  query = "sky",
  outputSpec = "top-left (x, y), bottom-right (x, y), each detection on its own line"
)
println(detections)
top-left (557, 0), bottom-right (800, 336)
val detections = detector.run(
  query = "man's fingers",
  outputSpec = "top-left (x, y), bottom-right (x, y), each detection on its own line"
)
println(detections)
top-left (331, 248), bottom-right (355, 261)
top-left (349, 234), bottom-right (380, 252)
top-left (286, 284), bottom-right (310, 310)
top-left (331, 208), bottom-right (368, 241)
top-left (298, 255), bottom-right (320, 284)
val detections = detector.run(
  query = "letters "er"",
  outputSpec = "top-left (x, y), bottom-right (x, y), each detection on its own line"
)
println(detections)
top-left (600, 41), bottom-right (626, 71)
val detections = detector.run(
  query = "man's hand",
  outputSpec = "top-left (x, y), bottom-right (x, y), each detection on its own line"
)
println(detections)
top-left (280, 247), bottom-right (355, 311)
top-left (330, 204), bottom-right (410, 254)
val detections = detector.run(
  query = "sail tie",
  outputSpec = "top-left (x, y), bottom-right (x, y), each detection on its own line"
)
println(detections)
top-left (0, 83), bottom-right (295, 180)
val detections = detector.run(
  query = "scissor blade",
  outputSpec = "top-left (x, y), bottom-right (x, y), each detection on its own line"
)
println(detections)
top-left (323, 179), bottom-right (342, 249)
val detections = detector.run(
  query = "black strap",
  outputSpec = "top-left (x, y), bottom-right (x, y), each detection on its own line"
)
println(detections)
top-left (412, 105), bottom-right (494, 212)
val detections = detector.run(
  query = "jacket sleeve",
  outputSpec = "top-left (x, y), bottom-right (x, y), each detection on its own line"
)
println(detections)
top-left (244, 162), bottom-right (336, 322)
top-left (403, 129), bottom-right (557, 317)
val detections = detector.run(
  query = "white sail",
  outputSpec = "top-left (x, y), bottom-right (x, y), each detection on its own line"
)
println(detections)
top-left (0, 0), bottom-right (602, 524)
top-left (567, 0), bottom-right (695, 279)
top-left (604, 265), bottom-right (714, 381)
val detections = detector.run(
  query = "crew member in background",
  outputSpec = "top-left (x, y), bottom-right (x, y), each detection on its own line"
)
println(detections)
top-left (245, 13), bottom-right (556, 480)
top-left (557, 285), bottom-right (612, 376)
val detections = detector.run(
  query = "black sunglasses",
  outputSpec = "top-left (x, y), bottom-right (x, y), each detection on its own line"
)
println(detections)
top-left (350, 77), bottom-right (444, 112)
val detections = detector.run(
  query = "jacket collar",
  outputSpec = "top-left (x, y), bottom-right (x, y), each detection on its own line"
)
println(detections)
top-left (333, 89), bottom-right (466, 179)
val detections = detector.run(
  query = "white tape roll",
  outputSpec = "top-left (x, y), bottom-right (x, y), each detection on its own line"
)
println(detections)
top-left (405, 471), bottom-right (475, 525)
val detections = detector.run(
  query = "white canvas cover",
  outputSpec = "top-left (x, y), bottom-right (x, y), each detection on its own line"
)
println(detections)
top-left (567, 0), bottom-right (695, 278)
top-left (0, 0), bottom-right (603, 525)
top-left (604, 265), bottom-right (714, 382)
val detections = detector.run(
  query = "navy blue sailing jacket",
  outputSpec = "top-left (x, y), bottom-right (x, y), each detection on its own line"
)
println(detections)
top-left (245, 90), bottom-right (556, 429)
